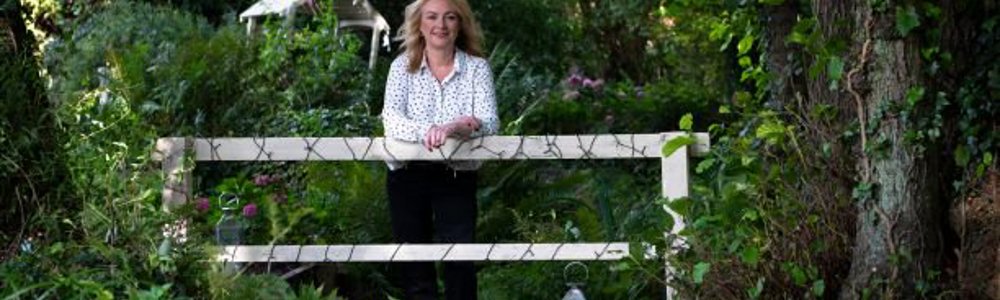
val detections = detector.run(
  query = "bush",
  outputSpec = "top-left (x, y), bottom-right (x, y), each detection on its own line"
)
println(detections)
top-left (4, 1), bottom-right (378, 298)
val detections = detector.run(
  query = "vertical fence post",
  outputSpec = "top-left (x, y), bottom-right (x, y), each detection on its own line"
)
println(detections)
top-left (158, 137), bottom-right (193, 242)
top-left (159, 137), bottom-right (192, 209)
top-left (660, 133), bottom-right (690, 300)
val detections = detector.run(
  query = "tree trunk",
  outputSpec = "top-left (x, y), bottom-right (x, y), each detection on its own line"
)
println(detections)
top-left (763, 1), bottom-right (802, 106)
top-left (820, 1), bottom-right (945, 298)
top-left (767, 0), bottom-right (950, 298)
top-left (1, 0), bottom-right (51, 257)
top-left (845, 34), bottom-right (941, 298)
top-left (763, 0), bottom-right (997, 297)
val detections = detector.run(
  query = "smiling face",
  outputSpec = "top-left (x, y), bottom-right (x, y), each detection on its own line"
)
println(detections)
top-left (419, 0), bottom-right (461, 51)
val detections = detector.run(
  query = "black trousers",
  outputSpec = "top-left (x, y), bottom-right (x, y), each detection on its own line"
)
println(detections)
top-left (387, 162), bottom-right (478, 300)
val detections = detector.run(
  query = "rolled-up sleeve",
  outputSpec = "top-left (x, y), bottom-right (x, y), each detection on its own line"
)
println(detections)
top-left (471, 59), bottom-right (500, 137)
top-left (381, 58), bottom-right (433, 142)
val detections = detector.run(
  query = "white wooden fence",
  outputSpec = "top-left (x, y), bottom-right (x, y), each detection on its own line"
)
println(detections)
top-left (153, 133), bottom-right (708, 294)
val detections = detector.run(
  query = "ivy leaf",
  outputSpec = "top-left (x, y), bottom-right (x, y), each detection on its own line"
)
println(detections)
top-left (954, 145), bottom-right (970, 167)
top-left (696, 158), bottom-right (716, 174)
top-left (788, 31), bottom-right (809, 45)
top-left (741, 246), bottom-right (761, 266)
top-left (737, 34), bottom-right (754, 55)
top-left (977, 152), bottom-right (993, 177)
top-left (662, 135), bottom-right (696, 157)
top-left (755, 121), bottom-right (786, 145)
top-left (906, 86), bottom-right (925, 107)
top-left (679, 113), bottom-right (694, 131)
top-left (790, 265), bottom-right (807, 286)
top-left (788, 18), bottom-right (816, 45)
top-left (812, 280), bottom-right (826, 297)
top-left (826, 56), bottom-right (844, 90)
top-left (693, 262), bottom-right (711, 284)
top-left (852, 182), bottom-right (874, 201)
top-left (709, 22), bottom-right (730, 41)
top-left (739, 56), bottom-right (753, 68)
top-left (895, 5), bottom-right (921, 36)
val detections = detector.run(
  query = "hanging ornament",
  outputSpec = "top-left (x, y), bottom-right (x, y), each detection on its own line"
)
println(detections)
top-left (562, 261), bottom-right (589, 300)
top-left (215, 193), bottom-right (245, 246)
top-left (215, 193), bottom-right (244, 274)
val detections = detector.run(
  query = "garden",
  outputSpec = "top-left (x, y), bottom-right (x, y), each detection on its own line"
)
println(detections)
top-left (1, 0), bottom-right (997, 299)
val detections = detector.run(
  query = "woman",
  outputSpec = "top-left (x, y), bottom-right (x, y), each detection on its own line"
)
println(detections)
top-left (380, 0), bottom-right (498, 298)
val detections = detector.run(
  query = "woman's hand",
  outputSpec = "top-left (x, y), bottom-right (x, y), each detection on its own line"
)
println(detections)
top-left (423, 116), bottom-right (481, 150)
top-left (424, 124), bottom-right (454, 150)
top-left (452, 116), bottom-right (481, 132)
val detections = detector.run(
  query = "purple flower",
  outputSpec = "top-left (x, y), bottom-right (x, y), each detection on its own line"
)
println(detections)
top-left (195, 197), bottom-right (211, 213)
top-left (253, 174), bottom-right (272, 186)
top-left (242, 203), bottom-right (258, 218)
top-left (583, 78), bottom-right (605, 90)
top-left (567, 74), bottom-right (584, 88)
top-left (634, 86), bottom-right (645, 98)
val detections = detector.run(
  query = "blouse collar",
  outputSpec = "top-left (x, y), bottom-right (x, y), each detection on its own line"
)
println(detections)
top-left (419, 49), bottom-right (468, 76)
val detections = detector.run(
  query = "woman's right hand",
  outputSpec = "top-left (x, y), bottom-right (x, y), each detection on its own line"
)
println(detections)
top-left (452, 116), bottom-right (481, 132)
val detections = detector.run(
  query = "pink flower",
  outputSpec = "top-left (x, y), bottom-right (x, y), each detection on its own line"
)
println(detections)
top-left (242, 203), bottom-right (258, 218)
top-left (195, 197), bottom-right (211, 213)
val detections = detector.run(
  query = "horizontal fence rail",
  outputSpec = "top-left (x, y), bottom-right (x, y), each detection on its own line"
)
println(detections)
top-left (218, 243), bottom-right (633, 263)
top-left (153, 133), bottom-right (710, 162)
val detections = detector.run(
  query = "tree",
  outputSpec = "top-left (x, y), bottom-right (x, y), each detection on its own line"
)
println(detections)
top-left (1, 0), bottom-right (60, 258)
top-left (762, 0), bottom-right (996, 298)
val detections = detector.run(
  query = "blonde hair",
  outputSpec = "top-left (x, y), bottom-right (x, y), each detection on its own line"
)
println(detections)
top-left (397, 0), bottom-right (484, 73)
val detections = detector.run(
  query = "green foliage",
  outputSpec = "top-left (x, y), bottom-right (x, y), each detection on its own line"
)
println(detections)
top-left (476, 0), bottom-right (574, 73)
top-left (895, 5), bottom-right (921, 37)
top-left (45, 1), bottom-right (212, 104)
top-left (663, 136), bottom-right (696, 157)
top-left (692, 262), bottom-right (711, 284)
top-left (44, 1), bottom-right (368, 137)
top-left (208, 273), bottom-right (345, 299)
top-left (661, 2), bottom-right (857, 299)
top-left (10, 0), bottom-right (993, 298)
top-left (674, 105), bottom-right (851, 298)
top-left (488, 43), bottom-right (558, 135)
top-left (666, 0), bottom-right (999, 299)
top-left (4, 0), bottom-right (377, 298)
top-left (952, 14), bottom-right (1000, 189)
top-left (0, 28), bottom-right (58, 252)
top-left (475, 148), bottom-right (674, 298)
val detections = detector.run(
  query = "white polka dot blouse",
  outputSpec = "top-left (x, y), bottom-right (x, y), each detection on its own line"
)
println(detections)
top-left (381, 49), bottom-right (500, 170)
